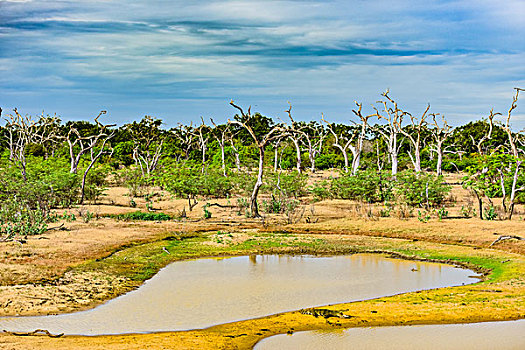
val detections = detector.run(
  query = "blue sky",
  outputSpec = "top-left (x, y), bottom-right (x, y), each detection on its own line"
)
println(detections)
top-left (1, 0), bottom-right (524, 128)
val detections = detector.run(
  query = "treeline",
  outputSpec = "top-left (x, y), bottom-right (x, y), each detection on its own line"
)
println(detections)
top-left (0, 88), bottom-right (523, 239)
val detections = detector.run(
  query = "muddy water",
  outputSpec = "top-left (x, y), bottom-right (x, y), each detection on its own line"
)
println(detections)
top-left (254, 320), bottom-right (525, 350)
top-left (0, 254), bottom-right (479, 335)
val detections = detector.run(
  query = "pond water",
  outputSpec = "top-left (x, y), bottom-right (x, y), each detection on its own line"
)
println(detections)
top-left (0, 254), bottom-right (479, 335)
top-left (254, 320), bottom-right (525, 350)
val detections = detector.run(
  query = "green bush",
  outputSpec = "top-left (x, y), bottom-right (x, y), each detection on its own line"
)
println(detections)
top-left (264, 170), bottom-right (308, 198)
top-left (0, 201), bottom-right (49, 240)
top-left (155, 160), bottom-right (237, 198)
top-left (330, 170), bottom-right (394, 203)
top-left (395, 172), bottom-right (451, 208)
top-left (308, 180), bottom-right (331, 201)
top-left (83, 164), bottom-right (111, 203)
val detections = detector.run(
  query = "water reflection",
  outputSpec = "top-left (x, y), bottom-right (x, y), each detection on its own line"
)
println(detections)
top-left (255, 320), bottom-right (525, 350)
top-left (0, 254), bottom-right (479, 335)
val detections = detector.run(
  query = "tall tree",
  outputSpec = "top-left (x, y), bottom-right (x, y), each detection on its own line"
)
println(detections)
top-left (66, 111), bottom-right (115, 203)
top-left (500, 87), bottom-right (525, 219)
top-left (229, 100), bottom-right (288, 217)
top-left (125, 115), bottom-right (164, 177)
top-left (429, 113), bottom-right (453, 176)
top-left (210, 118), bottom-right (230, 176)
top-left (191, 118), bottom-right (210, 173)
top-left (399, 104), bottom-right (430, 173)
top-left (373, 90), bottom-right (408, 178)
top-left (4, 109), bottom-right (62, 179)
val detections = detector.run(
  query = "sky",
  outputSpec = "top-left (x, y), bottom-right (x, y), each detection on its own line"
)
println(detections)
top-left (0, 0), bottom-right (524, 128)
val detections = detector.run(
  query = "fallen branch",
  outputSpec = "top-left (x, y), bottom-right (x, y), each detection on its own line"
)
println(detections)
top-left (45, 223), bottom-right (65, 232)
top-left (207, 203), bottom-right (235, 208)
top-left (489, 234), bottom-right (524, 247)
top-left (3, 329), bottom-right (64, 338)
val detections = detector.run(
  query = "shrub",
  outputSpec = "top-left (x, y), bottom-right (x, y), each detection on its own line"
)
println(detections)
top-left (330, 170), bottom-right (394, 203)
top-left (0, 201), bottom-right (49, 240)
top-left (155, 160), bottom-right (236, 198)
top-left (264, 170), bottom-right (308, 198)
top-left (308, 180), bottom-right (331, 201)
top-left (395, 171), bottom-right (451, 208)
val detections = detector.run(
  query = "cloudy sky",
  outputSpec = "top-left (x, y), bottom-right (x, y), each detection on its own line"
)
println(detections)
top-left (1, 0), bottom-right (524, 127)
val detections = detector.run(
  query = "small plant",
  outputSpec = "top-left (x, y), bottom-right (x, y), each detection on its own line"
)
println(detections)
top-left (77, 207), bottom-right (96, 223)
top-left (484, 205), bottom-right (497, 220)
top-left (460, 205), bottom-right (470, 218)
top-left (417, 210), bottom-right (431, 223)
top-left (203, 204), bottom-right (212, 219)
top-left (379, 204), bottom-right (391, 217)
top-left (60, 211), bottom-right (77, 222)
top-left (308, 180), bottom-right (331, 201)
top-left (262, 196), bottom-right (283, 214)
top-left (436, 207), bottom-right (448, 221)
top-left (236, 197), bottom-right (250, 216)
top-left (129, 198), bottom-right (137, 208)
top-left (285, 199), bottom-right (304, 224)
top-left (396, 204), bottom-right (413, 219)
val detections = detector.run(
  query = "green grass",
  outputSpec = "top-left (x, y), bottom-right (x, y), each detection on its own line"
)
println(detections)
top-left (106, 211), bottom-right (174, 221)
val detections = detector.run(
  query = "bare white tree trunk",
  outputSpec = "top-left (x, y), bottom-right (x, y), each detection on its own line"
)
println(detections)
top-left (290, 136), bottom-right (302, 173)
top-left (501, 88), bottom-right (525, 219)
top-left (229, 100), bottom-right (288, 217)
top-left (229, 138), bottom-right (241, 171)
top-left (251, 147), bottom-right (265, 215)
top-left (373, 90), bottom-right (407, 178)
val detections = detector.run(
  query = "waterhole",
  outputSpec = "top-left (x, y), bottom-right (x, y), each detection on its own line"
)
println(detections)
top-left (254, 320), bottom-right (525, 350)
top-left (0, 254), bottom-right (479, 335)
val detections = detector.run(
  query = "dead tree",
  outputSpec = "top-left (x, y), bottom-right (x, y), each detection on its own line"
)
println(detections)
top-left (191, 118), bottom-right (210, 173)
top-left (285, 103), bottom-right (304, 173)
top-left (322, 116), bottom-right (353, 173)
top-left (349, 101), bottom-right (373, 175)
top-left (31, 112), bottom-right (62, 158)
top-left (285, 104), bottom-right (327, 173)
top-left (228, 134), bottom-right (242, 171)
top-left (272, 136), bottom-right (285, 172)
top-left (373, 90), bottom-right (408, 178)
top-left (229, 100), bottom-right (288, 217)
top-left (125, 115), bottom-right (164, 177)
top-left (4, 108), bottom-right (62, 180)
top-left (321, 102), bottom-right (372, 176)
top-left (173, 122), bottom-right (195, 161)
top-left (302, 122), bottom-right (327, 173)
top-left (399, 104), bottom-right (430, 173)
top-left (499, 88), bottom-right (525, 219)
top-left (210, 118), bottom-right (230, 176)
top-left (66, 111), bottom-right (116, 203)
top-left (429, 113), bottom-right (453, 176)
top-left (471, 110), bottom-right (499, 155)
top-left (79, 136), bottom-right (114, 204)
